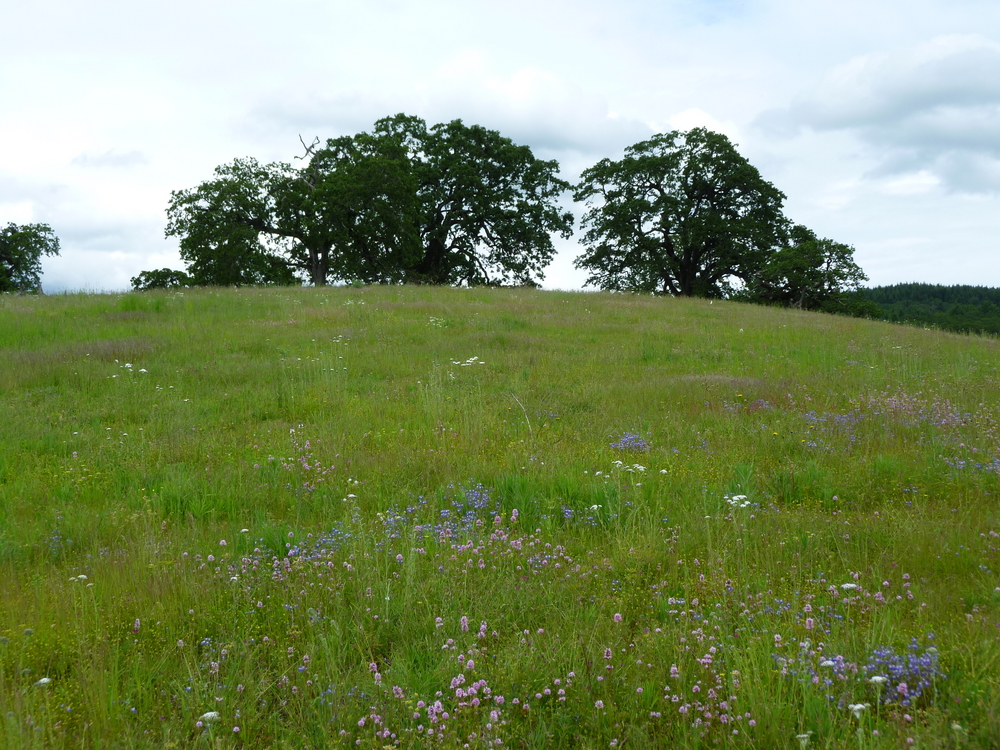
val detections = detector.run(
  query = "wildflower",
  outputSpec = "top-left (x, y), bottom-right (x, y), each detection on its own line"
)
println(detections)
top-left (594, 700), bottom-right (605, 709)
top-left (34, 677), bottom-right (51, 687)
top-left (869, 676), bottom-right (887, 687)
top-left (604, 648), bottom-right (613, 660)
top-left (219, 539), bottom-right (227, 547)
top-left (233, 726), bottom-right (240, 733)
top-left (461, 616), bottom-right (469, 632)
top-left (805, 618), bottom-right (814, 630)
top-left (840, 583), bottom-right (859, 591)
top-left (613, 613), bottom-right (623, 622)
top-left (198, 711), bottom-right (220, 723)
top-left (796, 733), bottom-right (812, 748)
top-left (848, 703), bottom-right (869, 719)
top-left (610, 433), bottom-right (650, 452)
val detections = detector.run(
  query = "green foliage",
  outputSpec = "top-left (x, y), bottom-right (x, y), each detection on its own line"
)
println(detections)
top-left (861, 283), bottom-right (1000, 335)
top-left (130, 268), bottom-right (191, 291)
top-left (159, 114), bottom-right (572, 288)
top-left (573, 128), bottom-right (788, 297)
top-left (374, 114), bottom-right (574, 285)
top-left (0, 222), bottom-right (60, 293)
top-left (165, 157), bottom-right (311, 286)
top-left (741, 224), bottom-right (869, 310)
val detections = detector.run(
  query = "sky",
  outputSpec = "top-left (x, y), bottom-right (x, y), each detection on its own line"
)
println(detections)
top-left (2, 0), bottom-right (999, 293)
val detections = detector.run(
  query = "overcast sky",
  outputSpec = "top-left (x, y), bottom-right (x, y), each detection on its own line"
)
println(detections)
top-left (3, 0), bottom-right (999, 292)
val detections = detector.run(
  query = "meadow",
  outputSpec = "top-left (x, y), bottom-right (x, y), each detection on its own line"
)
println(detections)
top-left (1, 285), bottom-right (998, 749)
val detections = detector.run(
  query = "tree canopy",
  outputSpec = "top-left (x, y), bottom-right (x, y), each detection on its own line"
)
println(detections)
top-left (158, 115), bottom-right (573, 288)
top-left (372, 115), bottom-right (573, 285)
top-left (741, 224), bottom-right (869, 311)
top-left (130, 268), bottom-right (192, 291)
top-left (0, 222), bottom-right (60, 293)
top-left (573, 128), bottom-right (788, 298)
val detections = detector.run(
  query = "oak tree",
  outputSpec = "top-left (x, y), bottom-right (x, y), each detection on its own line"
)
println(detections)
top-left (0, 222), bottom-right (60, 293)
top-left (159, 115), bottom-right (572, 287)
top-left (573, 128), bottom-right (787, 297)
top-left (743, 225), bottom-right (869, 310)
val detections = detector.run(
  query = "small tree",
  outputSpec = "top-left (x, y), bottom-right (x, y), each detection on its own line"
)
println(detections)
top-left (0, 222), bottom-right (60, 293)
top-left (131, 268), bottom-right (192, 291)
top-left (573, 128), bottom-right (788, 297)
top-left (743, 225), bottom-right (869, 311)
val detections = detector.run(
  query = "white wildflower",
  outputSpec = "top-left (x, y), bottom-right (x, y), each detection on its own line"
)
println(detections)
top-left (847, 703), bottom-right (869, 720)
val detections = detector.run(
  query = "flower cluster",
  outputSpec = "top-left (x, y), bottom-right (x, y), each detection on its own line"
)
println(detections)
top-left (609, 432), bottom-right (650, 453)
top-left (864, 636), bottom-right (944, 708)
top-left (773, 640), bottom-right (858, 706)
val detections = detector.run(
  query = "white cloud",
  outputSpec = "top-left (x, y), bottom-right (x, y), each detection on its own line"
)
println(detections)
top-left (246, 52), bottom-right (652, 168)
top-left (72, 150), bottom-right (148, 168)
top-left (759, 34), bottom-right (1000, 193)
top-left (0, 201), bottom-right (34, 224)
top-left (2, 0), bottom-right (1000, 291)
top-left (880, 171), bottom-right (941, 196)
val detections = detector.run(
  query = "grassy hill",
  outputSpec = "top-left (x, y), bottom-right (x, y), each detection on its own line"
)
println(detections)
top-left (1, 286), bottom-right (999, 748)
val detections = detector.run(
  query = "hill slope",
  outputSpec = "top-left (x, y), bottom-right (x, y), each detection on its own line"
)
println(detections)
top-left (1, 286), bottom-right (999, 748)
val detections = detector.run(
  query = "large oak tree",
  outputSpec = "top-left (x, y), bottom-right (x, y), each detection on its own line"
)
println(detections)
top-left (160, 115), bottom-right (572, 288)
top-left (573, 128), bottom-right (788, 297)
top-left (373, 114), bottom-right (573, 285)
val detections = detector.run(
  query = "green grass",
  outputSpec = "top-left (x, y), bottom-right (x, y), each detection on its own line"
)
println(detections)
top-left (1, 285), bottom-right (999, 748)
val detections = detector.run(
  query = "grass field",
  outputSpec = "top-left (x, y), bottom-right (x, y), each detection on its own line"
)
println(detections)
top-left (1, 285), bottom-right (999, 749)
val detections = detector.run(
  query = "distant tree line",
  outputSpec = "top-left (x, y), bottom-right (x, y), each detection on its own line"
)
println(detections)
top-left (131, 115), bottom-right (867, 312)
top-left (858, 284), bottom-right (1000, 336)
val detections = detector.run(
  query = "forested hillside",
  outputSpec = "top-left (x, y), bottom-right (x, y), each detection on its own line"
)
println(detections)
top-left (862, 283), bottom-right (1000, 335)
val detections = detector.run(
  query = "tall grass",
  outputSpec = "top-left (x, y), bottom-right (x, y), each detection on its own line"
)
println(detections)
top-left (0, 285), bottom-right (998, 748)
